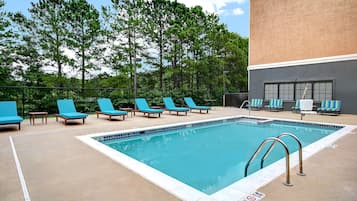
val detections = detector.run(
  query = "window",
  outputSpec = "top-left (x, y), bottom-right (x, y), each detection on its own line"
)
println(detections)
top-left (295, 83), bottom-right (312, 99)
top-left (279, 83), bottom-right (294, 100)
top-left (313, 82), bottom-right (332, 101)
top-left (263, 81), bottom-right (333, 101)
top-left (264, 84), bottom-right (278, 100)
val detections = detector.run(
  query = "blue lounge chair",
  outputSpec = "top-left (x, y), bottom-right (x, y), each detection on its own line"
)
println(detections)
top-left (292, 100), bottom-right (300, 113)
top-left (135, 98), bottom-right (164, 118)
top-left (56, 99), bottom-right (88, 125)
top-left (317, 100), bottom-right (341, 115)
top-left (265, 99), bottom-right (284, 111)
top-left (0, 101), bottom-right (23, 130)
top-left (247, 99), bottom-right (263, 110)
top-left (184, 97), bottom-right (211, 114)
top-left (163, 97), bottom-right (189, 116)
top-left (97, 98), bottom-right (128, 121)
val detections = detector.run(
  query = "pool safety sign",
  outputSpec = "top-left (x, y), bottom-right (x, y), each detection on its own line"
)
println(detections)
top-left (239, 191), bottom-right (265, 201)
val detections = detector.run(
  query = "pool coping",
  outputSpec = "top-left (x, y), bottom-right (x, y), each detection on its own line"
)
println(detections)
top-left (77, 115), bottom-right (356, 201)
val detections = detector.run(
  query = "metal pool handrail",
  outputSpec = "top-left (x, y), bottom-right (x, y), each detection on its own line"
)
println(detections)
top-left (239, 100), bottom-right (251, 116)
top-left (244, 137), bottom-right (293, 186)
top-left (260, 132), bottom-right (305, 176)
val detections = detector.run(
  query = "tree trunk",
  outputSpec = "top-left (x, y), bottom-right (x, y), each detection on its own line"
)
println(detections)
top-left (159, 26), bottom-right (163, 89)
top-left (128, 29), bottom-right (133, 91)
top-left (56, 33), bottom-right (62, 87)
top-left (81, 47), bottom-right (85, 93)
top-left (173, 41), bottom-right (178, 89)
top-left (81, 23), bottom-right (85, 93)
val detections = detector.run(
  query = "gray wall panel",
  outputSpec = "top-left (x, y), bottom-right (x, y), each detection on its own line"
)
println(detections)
top-left (249, 60), bottom-right (357, 114)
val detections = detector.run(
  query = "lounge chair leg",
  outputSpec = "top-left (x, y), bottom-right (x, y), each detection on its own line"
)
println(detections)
top-left (148, 113), bottom-right (150, 118)
top-left (207, 110), bottom-right (208, 114)
top-left (123, 115), bottom-right (125, 120)
top-left (65, 119), bottom-right (67, 125)
top-left (96, 112), bottom-right (99, 118)
top-left (159, 113), bottom-right (161, 117)
top-left (18, 123), bottom-right (21, 130)
top-left (109, 115), bottom-right (112, 121)
top-left (83, 118), bottom-right (85, 124)
top-left (185, 111), bottom-right (187, 116)
top-left (177, 111), bottom-right (178, 116)
top-left (56, 116), bottom-right (58, 122)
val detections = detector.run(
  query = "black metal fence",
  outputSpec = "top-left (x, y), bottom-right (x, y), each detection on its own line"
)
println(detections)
top-left (0, 86), bottom-right (217, 117)
top-left (224, 92), bottom-right (248, 107)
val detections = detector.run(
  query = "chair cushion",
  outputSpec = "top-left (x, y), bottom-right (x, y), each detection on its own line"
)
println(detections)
top-left (0, 101), bottom-right (19, 117)
top-left (317, 107), bottom-right (326, 111)
top-left (140, 109), bottom-right (164, 113)
top-left (167, 107), bottom-right (189, 112)
top-left (0, 116), bottom-right (23, 124)
top-left (57, 99), bottom-right (77, 113)
top-left (135, 98), bottom-right (151, 110)
top-left (191, 106), bottom-right (211, 110)
top-left (59, 112), bottom-right (88, 119)
top-left (184, 97), bottom-right (197, 108)
top-left (98, 98), bottom-right (115, 111)
top-left (102, 110), bottom-right (128, 115)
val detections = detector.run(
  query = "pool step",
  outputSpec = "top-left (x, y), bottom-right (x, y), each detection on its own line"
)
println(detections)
top-left (236, 118), bottom-right (273, 125)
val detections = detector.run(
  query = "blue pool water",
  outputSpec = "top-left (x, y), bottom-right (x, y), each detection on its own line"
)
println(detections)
top-left (99, 118), bottom-right (340, 195)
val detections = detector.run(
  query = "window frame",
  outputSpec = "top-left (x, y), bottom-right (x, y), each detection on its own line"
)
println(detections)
top-left (264, 83), bottom-right (279, 100)
top-left (278, 83), bottom-right (295, 101)
top-left (263, 80), bottom-right (333, 102)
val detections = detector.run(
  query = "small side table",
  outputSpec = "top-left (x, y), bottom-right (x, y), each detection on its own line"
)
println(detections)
top-left (29, 112), bottom-right (48, 125)
top-left (119, 108), bottom-right (134, 117)
top-left (204, 99), bottom-right (216, 106)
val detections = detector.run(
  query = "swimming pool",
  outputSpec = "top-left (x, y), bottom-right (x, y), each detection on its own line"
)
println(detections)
top-left (79, 116), bottom-right (353, 201)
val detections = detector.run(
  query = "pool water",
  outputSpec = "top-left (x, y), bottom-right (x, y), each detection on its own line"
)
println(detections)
top-left (100, 119), bottom-right (340, 195)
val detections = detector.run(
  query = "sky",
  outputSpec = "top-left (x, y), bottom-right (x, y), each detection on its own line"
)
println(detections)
top-left (3, 0), bottom-right (249, 37)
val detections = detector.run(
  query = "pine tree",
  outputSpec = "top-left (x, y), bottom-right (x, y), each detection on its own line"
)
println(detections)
top-left (11, 12), bottom-right (44, 86)
top-left (0, 0), bottom-right (15, 85)
top-left (64, 0), bottom-right (102, 91)
top-left (29, 0), bottom-right (69, 87)
top-left (103, 0), bottom-right (146, 92)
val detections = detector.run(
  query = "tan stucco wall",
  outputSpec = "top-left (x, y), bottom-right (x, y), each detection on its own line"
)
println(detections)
top-left (249, 0), bottom-right (357, 65)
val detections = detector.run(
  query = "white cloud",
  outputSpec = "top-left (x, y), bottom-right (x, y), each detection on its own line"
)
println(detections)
top-left (232, 7), bottom-right (244, 16)
top-left (176, 0), bottom-right (246, 15)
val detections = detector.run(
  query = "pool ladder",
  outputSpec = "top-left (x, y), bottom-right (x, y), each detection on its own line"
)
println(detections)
top-left (244, 133), bottom-right (306, 186)
top-left (240, 100), bottom-right (251, 116)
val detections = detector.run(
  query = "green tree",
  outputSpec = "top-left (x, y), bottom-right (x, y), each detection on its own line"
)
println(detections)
top-left (11, 12), bottom-right (45, 86)
top-left (64, 0), bottom-right (102, 91)
top-left (143, 0), bottom-right (171, 89)
top-left (103, 0), bottom-right (146, 93)
top-left (29, 0), bottom-right (69, 86)
top-left (0, 0), bottom-right (15, 85)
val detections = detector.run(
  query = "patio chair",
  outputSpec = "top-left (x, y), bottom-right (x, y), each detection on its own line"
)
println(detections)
top-left (247, 98), bottom-right (263, 110)
top-left (135, 98), bottom-right (164, 118)
top-left (265, 99), bottom-right (284, 111)
top-left (163, 97), bottom-right (189, 116)
top-left (0, 101), bottom-right (23, 130)
top-left (56, 99), bottom-right (88, 125)
top-left (291, 100), bottom-right (300, 113)
top-left (300, 99), bottom-right (317, 120)
top-left (184, 97), bottom-right (211, 114)
top-left (97, 98), bottom-right (128, 121)
top-left (317, 100), bottom-right (341, 115)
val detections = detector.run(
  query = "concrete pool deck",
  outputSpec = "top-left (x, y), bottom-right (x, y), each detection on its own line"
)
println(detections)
top-left (1, 107), bottom-right (356, 201)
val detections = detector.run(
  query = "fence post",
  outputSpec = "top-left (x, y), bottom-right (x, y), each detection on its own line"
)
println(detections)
top-left (22, 86), bottom-right (25, 117)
